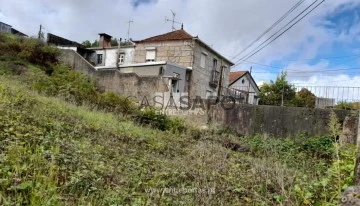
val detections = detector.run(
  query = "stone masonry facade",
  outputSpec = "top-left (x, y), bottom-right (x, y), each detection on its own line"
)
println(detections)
top-left (134, 38), bottom-right (232, 99)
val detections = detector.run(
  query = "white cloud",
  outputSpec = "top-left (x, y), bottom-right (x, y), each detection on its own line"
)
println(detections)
top-left (1, 0), bottom-right (360, 90)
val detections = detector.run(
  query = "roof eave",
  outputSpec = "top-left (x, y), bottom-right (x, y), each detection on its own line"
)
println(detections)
top-left (133, 38), bottom-right (193, 44)
top-left (229, 71), bottom-right (260, 92)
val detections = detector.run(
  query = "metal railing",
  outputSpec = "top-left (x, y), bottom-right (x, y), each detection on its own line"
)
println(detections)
top-left (294, 85), bottom-right (360, 104)
top-left (209, 70), bottom-right (220, 87)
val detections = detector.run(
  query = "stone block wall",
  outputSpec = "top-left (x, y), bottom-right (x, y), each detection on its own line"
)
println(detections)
top-left (191, 41), bottom-right (231, 98)
top-left (134, 40), bottom-right (194, 67)
top-left (133, 40), bottom-right (232, 99)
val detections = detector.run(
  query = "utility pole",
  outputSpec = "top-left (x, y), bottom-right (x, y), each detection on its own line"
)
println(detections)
top-left (38, 24), bottom-right (42, 40)
top-left (116, 38), bottom-right (122, 70)
top-left (281, 84), bottom-right (284, 107)
top-left (216, 60), bottom-right (224, 103)
top-left (165, 10), bottom-right (182, 31)
top-left (247, 66), bottom-right (252, 104)
top-left (126, 19), bottom-right (134, 41)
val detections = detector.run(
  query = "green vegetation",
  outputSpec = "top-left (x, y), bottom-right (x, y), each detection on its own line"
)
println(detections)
top-left (259, 72), bottom-right (316, 108)
top-left (0, 33), bottom-right (358, 205)
top-left (335, 101), bottom-right (360, 110)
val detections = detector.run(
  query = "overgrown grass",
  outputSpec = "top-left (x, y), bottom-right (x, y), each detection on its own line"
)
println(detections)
top-left (0, 33), bottom-right (357, 205)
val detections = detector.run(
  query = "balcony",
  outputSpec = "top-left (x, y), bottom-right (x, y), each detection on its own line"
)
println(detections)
top-left (209, 70), bottom-right (220, 87)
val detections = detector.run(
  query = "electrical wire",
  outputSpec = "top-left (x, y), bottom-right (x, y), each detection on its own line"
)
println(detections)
top-left (230, 0), bottom-right (305, 61)
top-left (234, 0), bottom-right (326, 66)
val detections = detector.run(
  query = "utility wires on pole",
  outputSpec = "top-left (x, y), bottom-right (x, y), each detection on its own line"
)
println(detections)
top-left (232, 0), bottom-right (326, 67)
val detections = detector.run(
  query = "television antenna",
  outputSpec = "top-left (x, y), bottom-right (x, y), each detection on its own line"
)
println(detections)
top-left (165, 10), bottom-right (182, 31)
top-left (125, 19), bottom-right (134, 41)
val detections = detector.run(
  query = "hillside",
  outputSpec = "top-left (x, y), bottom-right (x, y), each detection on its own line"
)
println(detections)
top-left (0, 33), bottom-right (357, 205)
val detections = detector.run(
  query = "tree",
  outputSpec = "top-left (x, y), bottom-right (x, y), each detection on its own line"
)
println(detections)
top-left (259, 71), bottom-right (296, 106)
top-left (111, 38), bottom-right (119, 47)
top-left (91, 40), bottom-right (99, 47)
top-left (296, 88), bottom-right (316, 108)
top-left (82, 40), bottom-right (92, 48)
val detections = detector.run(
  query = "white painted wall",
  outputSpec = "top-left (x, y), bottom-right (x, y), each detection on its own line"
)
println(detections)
top-left (94, 47), bottom-right (135, 68)
top-left (230, 73), bottom-right (260, 105)
top-left (57, 46), bottom-right (77, 51)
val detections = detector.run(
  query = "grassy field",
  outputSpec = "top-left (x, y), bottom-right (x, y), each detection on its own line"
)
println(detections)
top-left (0, 33), bottom-right (357, 205)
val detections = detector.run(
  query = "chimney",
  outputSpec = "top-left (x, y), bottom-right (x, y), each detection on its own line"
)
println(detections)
top-left (99, 33), bottom-right (112, 48)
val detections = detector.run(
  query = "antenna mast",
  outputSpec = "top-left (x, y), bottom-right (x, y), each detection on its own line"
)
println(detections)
top-left (126, 19), bottom-right (134, 41)
top-left (165, 10), bottom-right (182, 31)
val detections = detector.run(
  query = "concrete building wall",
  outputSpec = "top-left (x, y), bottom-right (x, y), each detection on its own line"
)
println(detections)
top-left (164, 63), bottom-right (187, 93)
top-left (120, 62), bottom-right (187, 93)
top-left (207, 104), bottom-right (357, 139)
top-left (59, 49), bottom-right (169, 101)
top-left (121, 65), bottom-right (161, 76)
top-left (57, 46), bottom-right (77, 51)
top-left (134, 40), bottom-right (194, 67)
top-left (93, 47), bottom-right (135, 68)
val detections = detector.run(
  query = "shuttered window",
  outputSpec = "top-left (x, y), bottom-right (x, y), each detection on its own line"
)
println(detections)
top-left (146, 50), bottom-right (156, 62)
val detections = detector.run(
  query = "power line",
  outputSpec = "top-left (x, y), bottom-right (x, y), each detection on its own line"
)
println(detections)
top-left (235, 0), bottom-right (321, 64)
top-left (234, 0), bottom-right (325, 66)
top-left (239, 55), bottom-right (360, 73)
top-left (230, 0), bottom-right (305, 61)
top-left (251, 67), bottom-right (360, 74)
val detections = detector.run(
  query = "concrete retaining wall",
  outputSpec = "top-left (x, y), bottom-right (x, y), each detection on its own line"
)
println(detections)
top-left (59, 49), bottom-right (169, 101)
top-left (207, 103), bottom-right (358, 139)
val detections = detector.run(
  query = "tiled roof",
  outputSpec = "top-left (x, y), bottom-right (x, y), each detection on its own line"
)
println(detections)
top-left (134, 29), bottom-right (193, 43)
top-left (230, 71), bottom-right (247, 84)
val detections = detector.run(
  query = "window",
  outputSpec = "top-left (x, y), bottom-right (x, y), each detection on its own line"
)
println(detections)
top-left (146, 49), bottom-right (156, 62)
top-left (242, 79), bottom-right (245, 84)
top-left (97, 54), bottom-right (103, 64)
top-left (213, 58), bottom-right (218, 71)
top-left (200, 53), bottom-right (207, 68)
top-left (119, 53), bottom-right (125, 64)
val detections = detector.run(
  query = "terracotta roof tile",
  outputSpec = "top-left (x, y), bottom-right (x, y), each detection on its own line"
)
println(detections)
top-left (229, 71), bottom-right (247, 84)
top-left (134, 29), bottom-right (193, 43)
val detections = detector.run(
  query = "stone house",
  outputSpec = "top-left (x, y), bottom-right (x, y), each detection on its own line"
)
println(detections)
top-left (229, 71), bottom-right (260, 105)
top-left (51, 28), bottom-right (234, 99)
top-left (51, 32), bottom-right (188, 94)
top-left (133, 28), bottom-right (234, 99)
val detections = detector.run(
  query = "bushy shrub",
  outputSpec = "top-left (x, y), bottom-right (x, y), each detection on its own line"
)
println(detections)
top-left (0, 34), bottom-right (59, 71)
top-left (32, 64), bottom-right (98, 104)
top-left (133, 108), bottom-right (187, 132)
top-left (97, 92), bottom-right (136, 115)
top-left (134, 109), bottom-right (169, 131)
top-left (301, 135), bottom-right (334, 159)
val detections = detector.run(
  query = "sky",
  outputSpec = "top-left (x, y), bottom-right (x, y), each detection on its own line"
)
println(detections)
top-left (1, 0), bottom-right (360, 91)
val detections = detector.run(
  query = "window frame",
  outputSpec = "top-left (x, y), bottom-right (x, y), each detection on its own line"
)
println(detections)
top-left (97, 54), bottom-right (103, 64)
top-left (200, 52), bottom-right (207, 68)
top-left (145, 48), bottom-right (156, 62)
top-left (119, 53), bottom-right (125, 64)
